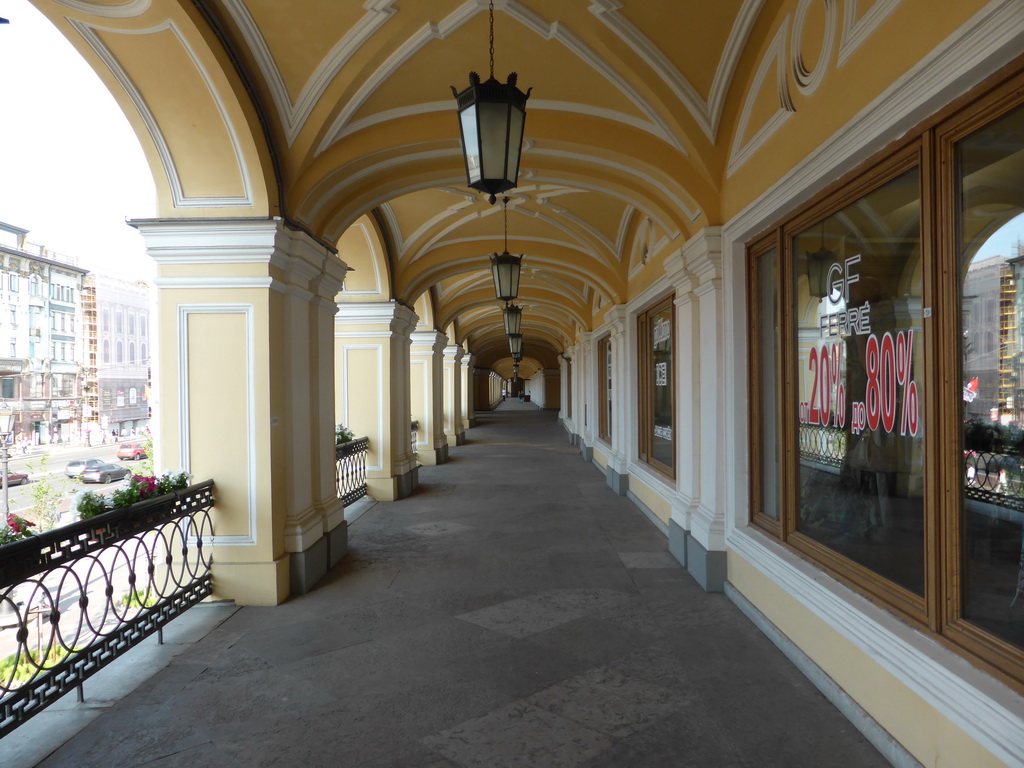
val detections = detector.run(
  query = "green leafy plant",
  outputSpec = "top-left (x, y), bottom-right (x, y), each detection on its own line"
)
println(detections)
top-left (25, 452), bottom-right (68, 531)
top-left (135, 433), bottom-right (155, 477)
top-left (118, 588), bottom-right (158, 609)
top-left (108, 470), bottom-right (192, 509)
top-left (73, 490), bottom-right (110, 520)
top-left (0, 644), bottom-right (72, 687)
top-left (0, 513), bottom-right (36, 545)
top-left (335, 424), bottom-right (354, 444)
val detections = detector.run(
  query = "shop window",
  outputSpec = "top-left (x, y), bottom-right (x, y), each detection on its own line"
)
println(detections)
top-left (749, 66), bottom-right (1024, 688)
top-left (129, 387), bottom-right (137, 405)
top-left (638, 294), bottom-right (675, 478)
top-left (1, 377), bottom-right (13, 398)
top-left (598, 335), bottom-right (612, 441)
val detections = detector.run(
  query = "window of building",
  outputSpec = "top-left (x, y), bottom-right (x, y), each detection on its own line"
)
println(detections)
top-left (597, 335), bottom-right (612, 441)
top-left (1, 377), bottom-right (14, 398)
top-left (638, 294), bottom-right (675, 478)
top-left (102, 309), bottom-right (110, 331)
top-left (140, 343), bottom-right (147, 365)
top-left (748, 66), bottom-right (1024, 688)
top-left (116, 340), bottom-right (124, 364)
top-left (128, 312), bottom-right (135, 336)
top-left (9, 308), bottom-right (16, 326)
top-left (116, 310), bottom-right (123, 334)
top-left (129, 342), bottom-right (136, 364)
top-left (9, 339), bottom-right (15, 357)
top-left (129, 387), bottom-right (137, 405)
top-left (9, 274), bottom-right (18, 292)
top-left (140, 314), bottom-right (147, 337)
top-left (29, 275), bottom-right (40, 296)
top-left (102, 339), bottom-right (111, 364)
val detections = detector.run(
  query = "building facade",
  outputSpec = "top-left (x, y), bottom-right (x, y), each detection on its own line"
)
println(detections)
top-left (0, 221), bottom-right (88, 445)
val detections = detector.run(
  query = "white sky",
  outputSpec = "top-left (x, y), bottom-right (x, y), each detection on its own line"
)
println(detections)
top-left (0, 0), bottom-right (156, 279)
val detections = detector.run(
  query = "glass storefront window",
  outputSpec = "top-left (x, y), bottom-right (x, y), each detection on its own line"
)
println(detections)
top-left (638, 295), bottom-right (674, 477)
top-left (757, 247), bottom-right (780, 521)
top-left (958, 102), bottom-right (1024, 652)
top-left (793, 167), bottom-right (925, 594)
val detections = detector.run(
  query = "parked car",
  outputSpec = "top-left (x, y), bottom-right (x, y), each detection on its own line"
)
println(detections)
top-left (116, 442), bottom-right (147, 461)
top-left (4, 472), bottom-right (28, 486)
top-left (81, 463), bottom-right (131, 484)
top-left (65, 458), bottom-right (106, 478)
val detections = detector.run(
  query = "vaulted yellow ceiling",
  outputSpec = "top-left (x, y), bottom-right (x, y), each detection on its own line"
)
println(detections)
top-left (29, 0), bottom-right (985, 371)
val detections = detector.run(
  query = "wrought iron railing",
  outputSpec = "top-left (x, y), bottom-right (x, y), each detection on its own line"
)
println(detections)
top-left (964, 451), bottom-right (1024, 512)
top-left (0, 480), bottom-right (214, 737)
top-left (798, 424), bottom-right (847, 468)
top-left (335, 437), bottom-right (369, 505)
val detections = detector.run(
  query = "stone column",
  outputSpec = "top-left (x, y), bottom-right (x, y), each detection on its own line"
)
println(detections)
top-left (461, 353), bottom-right (476, 429)
top-left (410, 330), bottom-right (449, 465)
top-left (664, 227), bottom-right (725, 592)
top-left (137, 217), bottom-right (348, 606)
top-left (605, 305), bottom-right (630, 495)
top-left (443, 343), bottom-right (466, 446)
top-left (334, 302), bottom-right (418, 500)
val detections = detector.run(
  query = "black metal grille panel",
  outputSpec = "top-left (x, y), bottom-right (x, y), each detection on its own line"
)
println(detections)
top-left (0, 481), bottom-right (214, 737)
top-left (336, 438), bottom-right (369, 506)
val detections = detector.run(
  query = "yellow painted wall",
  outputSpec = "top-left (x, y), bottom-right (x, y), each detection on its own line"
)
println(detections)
top-left (627, 473), bottom-right (672, 524)
top-left (728, 553), bottom-right (1005, 767)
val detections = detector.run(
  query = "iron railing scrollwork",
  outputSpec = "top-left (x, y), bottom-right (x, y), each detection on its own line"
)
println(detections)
top-left (0, 480), bottom-right (214, 737)
top-left (798, 424), bottom-right (847, 469)
top-left (335, 437), bottom-right (369, 505)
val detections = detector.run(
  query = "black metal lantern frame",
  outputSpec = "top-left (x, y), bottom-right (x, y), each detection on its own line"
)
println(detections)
top-left (508, 333), bottom-right (523, 357)
top-left (491, 198), bottom-right (522, 302)
top-left (451, 1), bottom-right (531, 204)
top-left (503, 303), bottom-right (522, 335)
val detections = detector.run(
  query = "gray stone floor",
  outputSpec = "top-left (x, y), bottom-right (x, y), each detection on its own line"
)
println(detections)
top-left (20, 403), bottom-right (888, 767)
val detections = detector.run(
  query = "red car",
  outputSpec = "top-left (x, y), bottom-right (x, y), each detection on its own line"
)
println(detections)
top-left (4, 472), bottom-right (28, 486)
top-left (116, 442), bottom-right (147, 461)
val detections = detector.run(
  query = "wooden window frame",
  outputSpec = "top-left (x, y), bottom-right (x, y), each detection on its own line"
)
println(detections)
top-left (597, 334), bottom-right (612, 442)
top-left (638, 294), bottom-right (676, 479)
top-left (747, 59), bottom-right (1024, 692)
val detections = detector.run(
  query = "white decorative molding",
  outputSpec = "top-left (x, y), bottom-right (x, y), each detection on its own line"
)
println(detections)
top-left (177, 303), bottom-right (257, 546)
top-left (728, 17), bottom-right (796, 177)
top-left (318, 0), bottom-right (686, 155)
top-left (153, 276), bottom-right (284, 292)
top-left (838, 0), bottom-right (905, 68)
top-left (338, 219), bottom-right (385, 296)
top-left (220, 0), bottom-right (398, 146)
top-left (340, 344), bottom-right (385, 471)
top-left (589, 0), bottom-right (765, 142)
top-left (792, 0), bottom-right (838, 96)
top-left (729, 528), bottom-right (1024, 768)
top-left (52, 0), bottom-right (151, 18)
top-left (725, 0), bottom-right (1024, 241)
top-left (69, 19), bottom-right (255, 209)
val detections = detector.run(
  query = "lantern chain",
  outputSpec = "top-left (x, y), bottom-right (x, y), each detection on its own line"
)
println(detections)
top-left (503, 196), bottom-right (509, 252)
top-left (489, 1), bottom-right (495, 80)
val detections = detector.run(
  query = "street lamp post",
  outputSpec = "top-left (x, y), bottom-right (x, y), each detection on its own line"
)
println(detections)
top-left (0, 408), bottom-right (15, 525)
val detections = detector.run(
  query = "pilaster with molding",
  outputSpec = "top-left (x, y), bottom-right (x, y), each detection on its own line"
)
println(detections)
top-left (410, 330), bottom-right (449, 465)
top-left (334, 301), bottom-right (419, 501)
top-left (136, 217), bottom-right (349, 605)
top-left (443, 343), bottom-right (466, 445)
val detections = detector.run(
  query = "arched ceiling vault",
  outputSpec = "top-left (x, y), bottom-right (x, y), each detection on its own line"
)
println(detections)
top-left (32, 0), bottom-right (809, 368)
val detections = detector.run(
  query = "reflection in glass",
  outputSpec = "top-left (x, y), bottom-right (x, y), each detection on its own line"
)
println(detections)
top-left (959, 102), bottom-right (1024, 651)
top-left (794, 168), bottom-right (925, 594)
top-left (759, 249), bottom-right (780, 520)
top-left (652, 304), bottom-right (673, 468)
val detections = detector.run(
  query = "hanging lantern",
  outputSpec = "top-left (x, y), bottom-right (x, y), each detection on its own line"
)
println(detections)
top-left (508, 333), bottom-right (523, 358)
top-left (513, 363), bottom-right (520, 379)
top-left (490, 198), bottom-right (522, 301)
top-left (503, 304), bottom-right (522, 335)
top-left (451, 2), bottom-right (531, 205)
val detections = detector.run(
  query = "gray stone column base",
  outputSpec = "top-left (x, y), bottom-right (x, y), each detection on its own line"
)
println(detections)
top-left (605, 466), bottom-right (628, 496)
top-left (289, 536), bottom-right (329, 595)
top-left (580, 443), bottom-right (593, 462)
top-left (327, 519), bottom-right (348, 568)
top-left (396, 465), bottom-right (419, 499)
top-left (670, 519), bottom-right (726, 592)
